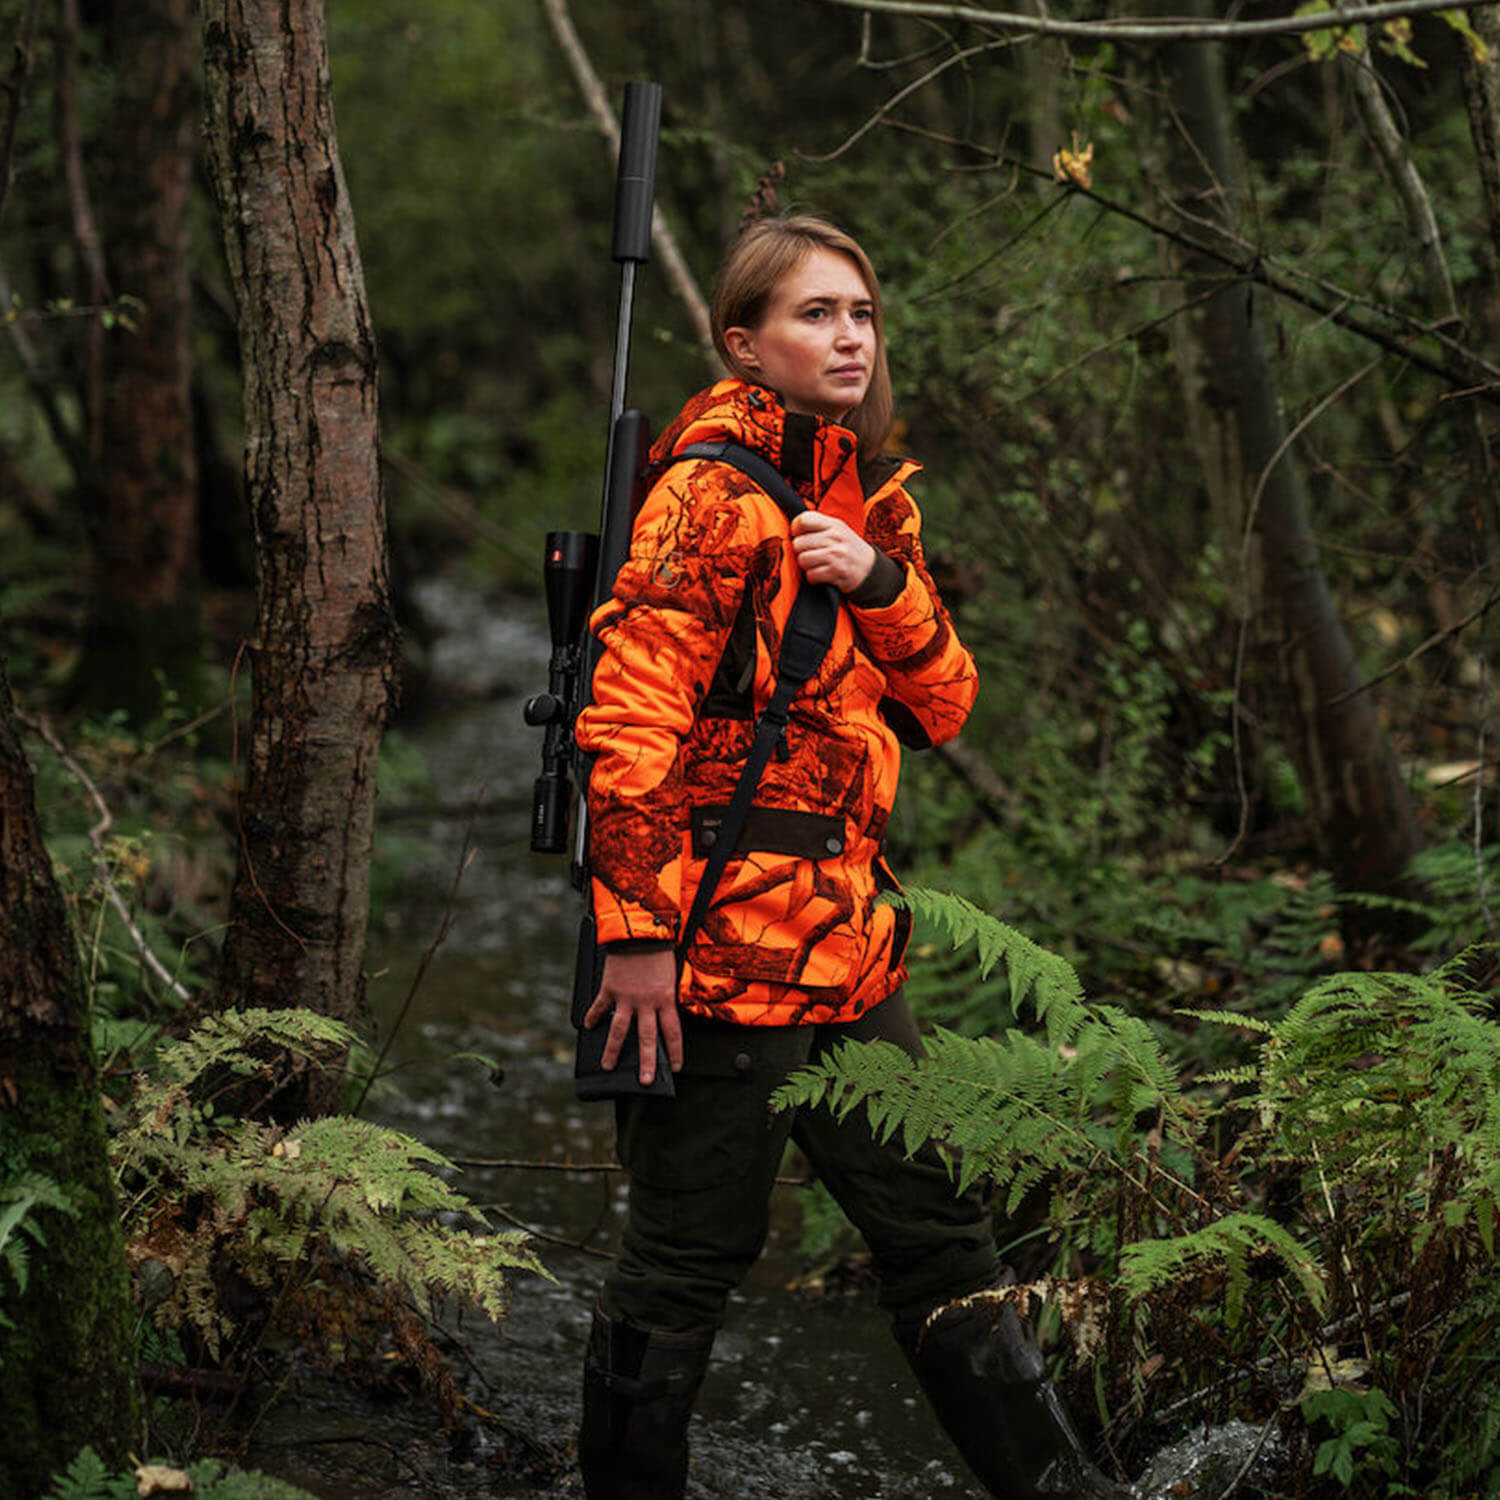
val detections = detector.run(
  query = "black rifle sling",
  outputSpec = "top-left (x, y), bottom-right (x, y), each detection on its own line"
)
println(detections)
top-left (669, 440), bottom-right (840, 953)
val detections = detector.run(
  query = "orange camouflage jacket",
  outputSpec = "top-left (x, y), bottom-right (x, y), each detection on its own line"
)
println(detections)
top-left (574, 379), bottom-right (978, 1026)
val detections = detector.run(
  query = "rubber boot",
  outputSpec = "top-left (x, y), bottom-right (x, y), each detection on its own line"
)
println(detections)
top-left (894, 1292), bottom-right (1131, 1500)
top-left (578, 1306), bottom-right (715, 1499)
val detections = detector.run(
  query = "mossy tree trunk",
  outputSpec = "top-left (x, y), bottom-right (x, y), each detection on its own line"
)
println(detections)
top-left (1129, 1), bottom-right (1424, 902)
top-left (71, 0), bottom-right (202, 725)
top-left (0, 657), bottom-right (139, 1498)
top-left (202, 0), bottom-right (399, 1118)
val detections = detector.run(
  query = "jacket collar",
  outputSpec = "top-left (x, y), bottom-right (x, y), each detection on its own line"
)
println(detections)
top-left (652, 379), bottom-right (869, 529)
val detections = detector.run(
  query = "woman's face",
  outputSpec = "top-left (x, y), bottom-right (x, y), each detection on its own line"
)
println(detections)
top-left (723, 247), bottom-right (876, 423)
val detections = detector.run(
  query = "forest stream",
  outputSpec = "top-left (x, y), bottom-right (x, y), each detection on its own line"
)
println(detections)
top-left (243, 576), bottom-right (1266, 1500)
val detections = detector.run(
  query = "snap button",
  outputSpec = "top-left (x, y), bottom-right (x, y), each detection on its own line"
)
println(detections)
top-left (702, 828), bottom-right (717, 848)
top-left (734, 1052), bottom-right (752, 1072)
top-left (824, 836), bottom-right (844, 855)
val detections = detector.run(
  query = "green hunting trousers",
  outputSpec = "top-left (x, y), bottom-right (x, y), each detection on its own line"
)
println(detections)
top-left (602, 993), bottom-right (1000, 1333)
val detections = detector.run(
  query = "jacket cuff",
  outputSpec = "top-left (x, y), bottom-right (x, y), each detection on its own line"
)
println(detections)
top-left (590, 878), bottom-right (680, 947)
top-left (847, 551), bottom-right (905, 609)
top-left (602, 937), bottom-right (677, 955)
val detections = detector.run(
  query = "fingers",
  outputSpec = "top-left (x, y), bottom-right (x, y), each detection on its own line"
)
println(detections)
top-left (790, 514), bottom-right (876, 592)
top-left (635, 1007), bottom-right (659, 1086)
top-left (586, 950), bottom-right (684, 1084)
top-left (661, 1004), bottom-right (684, 1073)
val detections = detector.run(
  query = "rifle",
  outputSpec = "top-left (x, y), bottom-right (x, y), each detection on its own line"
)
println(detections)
top-left (523, 81), bottom-right (675, 1101)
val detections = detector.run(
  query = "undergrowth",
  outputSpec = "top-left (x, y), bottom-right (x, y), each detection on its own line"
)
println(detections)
top-left (776, 886), bottom-right (1500, 1496)
top-left (114, 1007), bottom-right (546, 1409)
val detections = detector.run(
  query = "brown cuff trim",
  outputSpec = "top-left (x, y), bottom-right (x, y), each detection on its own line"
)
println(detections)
top-left (848, 552), bottom-right (904, 609)
top-left (690, 803), bottom-right (847, 860)
top-left (603, 938), bottom-right (677, 955)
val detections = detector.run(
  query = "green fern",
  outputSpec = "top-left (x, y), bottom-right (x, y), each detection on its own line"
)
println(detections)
top-left (114, 1007), bottom-right (547, 1365)
top-left (1117, 1209), bottom-right (1325, 1322)
top-left (788, 888), bottom-right (1500, 1489)
top-left (45, 1449), bottom-right (319, 1500)
top-left (0, 1163), bottom-right (76, 1355)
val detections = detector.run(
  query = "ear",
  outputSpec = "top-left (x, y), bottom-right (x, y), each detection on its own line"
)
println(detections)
top-left (722, 325), bottom-right (759, 371)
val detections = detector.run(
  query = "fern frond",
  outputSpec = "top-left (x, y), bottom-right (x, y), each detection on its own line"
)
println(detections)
top-left (1117, 1209), bottom-right (1325, 1316)
top-left (898, 887), bottom-right (1089, 1044)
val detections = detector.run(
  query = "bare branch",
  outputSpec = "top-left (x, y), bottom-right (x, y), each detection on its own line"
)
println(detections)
top-left (0, 0), bottom-right (40, 229)
top-left (883, 119), bottom-right (1500, 402)
top-left (18, 711), bottom-right (192, 1003)
top-left (815, 0), bottom-right (1488, 45)
top-left (540, 0), bottom-right (717, 364)
top-left (1326, 587), bottom-right (1500, 705)
top-left (800, 36), bottom-right (1017, 163)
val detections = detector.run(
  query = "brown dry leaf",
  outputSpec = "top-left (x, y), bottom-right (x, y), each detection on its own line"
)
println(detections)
top-left (1052, 133), bottom-right (1094, 190)
top-left (136, 1464), bottom-right (193, 1497)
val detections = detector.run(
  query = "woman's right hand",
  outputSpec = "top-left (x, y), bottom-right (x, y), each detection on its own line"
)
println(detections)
top-left (584, 948), bottom-right (684, 1087)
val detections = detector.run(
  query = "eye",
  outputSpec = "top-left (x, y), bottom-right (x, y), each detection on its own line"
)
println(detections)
top-left (853, 306), bottom-right (873, 322)
top-left (802, 305), bottom-right (828, 321)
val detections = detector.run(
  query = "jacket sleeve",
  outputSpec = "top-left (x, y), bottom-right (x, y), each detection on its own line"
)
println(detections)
top-left (850, 483), bottom-right (978, 747)
top-left (573, 466), bottom-right (756, 945)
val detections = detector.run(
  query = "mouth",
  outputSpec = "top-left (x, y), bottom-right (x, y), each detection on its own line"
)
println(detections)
top-left (829, 365), bottom-right (866, 379)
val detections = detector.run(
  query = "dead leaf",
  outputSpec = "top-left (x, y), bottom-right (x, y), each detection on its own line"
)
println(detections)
top-left (136, 1464), bottom-right (193, 1497)
top-left (1052, 133), bottom-right (1094, 190)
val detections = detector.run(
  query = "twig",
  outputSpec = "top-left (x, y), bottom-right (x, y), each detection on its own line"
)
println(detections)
top-left (1325, 587), bottom-right (1500, 706)
top-left (881, 118), bottom-right (1500, 404)
top-left (382, 449), bottom-right (532, 566)
top-left (540, 0), bottom-right (716, 363)
top-left (815, 0), bottom-right (1487, 45)
top-left (475, 1200), bottom-right (614, 1259)
top-left (18, 710), bottom-right (192, 1002)
top-left (351, 790), bottom-right (485, 1115)
top-left (1210, 1409), bottom-right (1281, 1500)
top-left (799, 36), bottom-right (1018, 164)
top-left (0, 0), bottom-right (40, 230)
top-left (1478, 657), bottom-right (1495, 933)
top-left (453, 1153), bottom-right (815, 1187)
top-left (1215, 352), bottom-right (1386, 866)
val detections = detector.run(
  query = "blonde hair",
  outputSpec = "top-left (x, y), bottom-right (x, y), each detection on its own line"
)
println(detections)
top-left (711, 215), bottom-right (895, 457)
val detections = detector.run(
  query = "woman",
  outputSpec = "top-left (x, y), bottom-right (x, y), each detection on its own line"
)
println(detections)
top-left (573, 215), bottom-right (1126, 1500)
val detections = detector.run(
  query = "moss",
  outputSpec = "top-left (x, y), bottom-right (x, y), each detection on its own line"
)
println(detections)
top-left (0, 1053), bottom-right (141, 1500)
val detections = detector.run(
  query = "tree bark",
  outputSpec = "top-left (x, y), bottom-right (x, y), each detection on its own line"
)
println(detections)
top-left (1130, 7), bottom-right (1423, 899)
top-left (0, 657), bottom-right (139, 1498)
top-left (70, 0), bottom-right (202, 724)
top-left (202, 0), bottom-right (399, 1117)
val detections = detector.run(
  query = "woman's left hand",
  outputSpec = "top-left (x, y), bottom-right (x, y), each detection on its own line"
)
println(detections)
top-left (790, 513), bottom-right (878, 594)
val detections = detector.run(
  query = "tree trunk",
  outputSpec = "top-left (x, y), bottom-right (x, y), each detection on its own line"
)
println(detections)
top-left (0, 658), bottom-right (139, 1498)
top-left (1130, 8), bottom-right (1423, 899)
top-left (71, 0), bottom-right (201, 725)
top-left (1461, 4), bottom-right (1500, 289)
top-left (202, 0), bottom-right (399, 1118)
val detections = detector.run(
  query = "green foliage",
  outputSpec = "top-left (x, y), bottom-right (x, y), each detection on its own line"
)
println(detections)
top-left (1302, 1389), bottom-right (1400, 1489)
top-left (45, 1449), bottom-right (318, 1500)
top-left (0, 1163), bottom-right (76, 1350)
top-left (115, 1008), bottom-right (546, 1369)
top-left (784, 889), bottom-right (1500, 1492)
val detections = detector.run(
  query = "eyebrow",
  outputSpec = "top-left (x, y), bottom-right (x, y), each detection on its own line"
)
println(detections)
top-left (794, 292), bottom-right (874, 310)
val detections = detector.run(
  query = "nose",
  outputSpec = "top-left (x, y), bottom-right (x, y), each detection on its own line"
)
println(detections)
top-left (834, 311), bottom-right (864, 345)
